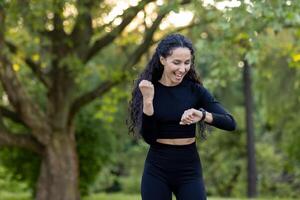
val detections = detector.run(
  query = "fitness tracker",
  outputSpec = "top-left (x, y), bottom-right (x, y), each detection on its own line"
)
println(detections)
top-left (199, 108), bottom-right (206, 122)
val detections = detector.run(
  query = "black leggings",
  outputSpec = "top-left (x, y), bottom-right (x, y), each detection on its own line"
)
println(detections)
top-left (141, 141), bottom-right (207, 200)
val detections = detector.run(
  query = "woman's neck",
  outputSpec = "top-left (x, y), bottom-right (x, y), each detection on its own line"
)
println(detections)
top-left (159, 75), bottom-right (178, 87)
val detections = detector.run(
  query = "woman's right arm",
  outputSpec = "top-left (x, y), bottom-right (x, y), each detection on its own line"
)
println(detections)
top-left (140, 100), bottom-right (157, 145)
top-left (139, 80), bottom-right (157, 145)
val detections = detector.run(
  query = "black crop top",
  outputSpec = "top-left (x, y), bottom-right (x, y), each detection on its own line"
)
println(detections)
top-left (139, 78), bottom-right (236, 145)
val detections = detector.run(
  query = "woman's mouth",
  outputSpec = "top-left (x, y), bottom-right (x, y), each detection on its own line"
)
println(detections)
top-left (174, 72), bottom-right (183, 80)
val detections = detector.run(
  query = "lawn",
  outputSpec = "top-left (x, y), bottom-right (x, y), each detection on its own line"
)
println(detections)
top-left (84, 193), bottom-right (296, 200)
top-left (0, 191), bottom-right (296, 200)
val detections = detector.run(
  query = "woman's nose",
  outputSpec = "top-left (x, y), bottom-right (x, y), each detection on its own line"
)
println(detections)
top-left (179, 65), bottom-right (186, 73)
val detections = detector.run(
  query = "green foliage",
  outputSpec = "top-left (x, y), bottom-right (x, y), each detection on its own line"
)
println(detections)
top-left (1, 0), bottom-right (300, 199)
top-left (0, 148), bottom-right (40, 197)
top-left (253, 29), bottom-right (300, 165)
top-left (198, 129), bottom-right (246, 197)
top-left (188, 1), bottom-right (300, 198)
top-left (0, 165), bottom-right (30, 195)
top-left (75, 100), bottom-right (118, 196)
top-left (76, 83), bottom-right (131, 196)
top-left (118, 142), bottom-right (148, 194)
top-left (86, 90), bottom-right (141, 194)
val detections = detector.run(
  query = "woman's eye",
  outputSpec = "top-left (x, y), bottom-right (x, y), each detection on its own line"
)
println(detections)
top-left (173, 62), bottom-right (180, 65)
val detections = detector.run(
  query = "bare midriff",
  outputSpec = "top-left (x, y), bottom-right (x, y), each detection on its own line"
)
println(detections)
top-left (156, 137), bottom-right (195, 145)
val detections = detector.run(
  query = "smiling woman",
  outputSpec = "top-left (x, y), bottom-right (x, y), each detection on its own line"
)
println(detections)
top-left (159, 47), bottom-right (191, 85)
top-left (127, 33), bottom-right (236, 200)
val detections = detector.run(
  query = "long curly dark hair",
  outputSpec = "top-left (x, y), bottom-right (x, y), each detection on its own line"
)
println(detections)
top-left (127, 33), bottom-right (208, 141)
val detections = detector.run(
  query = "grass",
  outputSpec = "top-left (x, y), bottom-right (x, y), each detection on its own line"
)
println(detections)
top-left (0, 191), bottom-right (31, 200)
top-left (83, 193), bottom-right (140, 200)
top-left (0, 191), bottom-right (297, 200)
top-left (84, 193), bottom-right (296, 200)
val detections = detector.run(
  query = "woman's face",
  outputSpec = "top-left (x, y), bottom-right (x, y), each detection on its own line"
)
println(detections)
top-left (159, 47), bottom-right (191, 85)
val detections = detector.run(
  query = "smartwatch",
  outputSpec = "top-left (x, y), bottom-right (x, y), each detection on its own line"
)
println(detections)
top-left (199, 108), bottom-right (206, 122)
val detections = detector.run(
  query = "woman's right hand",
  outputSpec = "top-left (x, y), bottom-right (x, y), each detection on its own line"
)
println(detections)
top-left (138, 80), bottom-right (154, 102)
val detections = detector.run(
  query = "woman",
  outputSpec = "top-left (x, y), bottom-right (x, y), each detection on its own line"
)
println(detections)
top-left (128, 33), bottom-right (236, 200)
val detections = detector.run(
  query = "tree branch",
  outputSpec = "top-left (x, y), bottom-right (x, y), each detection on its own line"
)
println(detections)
top-left (53, 0), bottom-right (65, 34)
top-left (0, 128), bottom-right (44, 155)
top-left (68, 80), bottom-right (118, 124)
top-left (0, 112), bottom-right (43, 154)
top-left (25, 58), bottom-right (50, 86)
top-left (0, 62), bottom-right (50, 145)
top-left (0, 9), bottom-right (50, 145)
top-left (71, 1), bottom-right (104, 59)
top-left (5, 41), bottom-right (51, 88)
top-left (0, 106), bottom-right (26, 126)
top-left (151, 18), bottom-right (212, 45)
top-left (120, 2), bottom-right (176, 71)
top-left (84, 0), bottom-right (155, 63)
top-left (95, 2), bottom-right (185, 79)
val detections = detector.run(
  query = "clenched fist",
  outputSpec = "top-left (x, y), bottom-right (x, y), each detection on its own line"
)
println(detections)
top-left (139, 80), bottom-right (154, 102)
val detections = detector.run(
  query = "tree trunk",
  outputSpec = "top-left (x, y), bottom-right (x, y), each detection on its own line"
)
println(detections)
top-left (243, 59), bottom-right (257, 197)
top-left (35, 131), bottom-right (80, 200)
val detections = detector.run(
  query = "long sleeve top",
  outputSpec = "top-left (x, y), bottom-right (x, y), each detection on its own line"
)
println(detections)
top-left (139, 78), bottom-right (237, 145)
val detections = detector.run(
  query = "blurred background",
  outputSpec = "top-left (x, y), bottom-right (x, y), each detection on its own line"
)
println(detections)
top-left (0, 0), bottom-right (299, 200)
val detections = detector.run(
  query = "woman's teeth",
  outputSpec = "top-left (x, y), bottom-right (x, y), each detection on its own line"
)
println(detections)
top-left (175, 73), bottom-right (183, 79)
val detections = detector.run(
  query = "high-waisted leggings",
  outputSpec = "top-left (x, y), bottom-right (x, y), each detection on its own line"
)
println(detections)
top-left (141, 141), bottom-right (207, 200)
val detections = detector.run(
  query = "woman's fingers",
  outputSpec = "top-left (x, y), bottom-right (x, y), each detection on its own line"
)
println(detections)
top-left (180, 110), bottom-right (194, 125)
top-left (180, 114), bottom-right (187, 125)
top-left (180, 108), bottom-right (202, 125)
top-left (180, 119), bottom-right (191, 125)
top-left (140, 81), bottom-right (154, 90)
top-left (139, 80), bottom-right (154, 100)
top-left (187, 113), bottom-right (194, 120)
top-left (139, 80), bottom-right (153, 87)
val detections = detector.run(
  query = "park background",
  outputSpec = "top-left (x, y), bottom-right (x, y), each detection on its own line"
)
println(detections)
top-left (0, 0), bottom-right (299, 199)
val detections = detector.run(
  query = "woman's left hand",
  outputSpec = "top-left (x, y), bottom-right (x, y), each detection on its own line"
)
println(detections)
top-left (179, 108), bottom-right (203, 125)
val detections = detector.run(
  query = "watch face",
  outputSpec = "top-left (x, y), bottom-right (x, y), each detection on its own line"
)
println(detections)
top-left (199, 108), bottom-right (206, 121)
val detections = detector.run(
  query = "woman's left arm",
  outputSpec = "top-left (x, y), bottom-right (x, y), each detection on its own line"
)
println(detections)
top-left (198, 86), bottom-right (237, 131)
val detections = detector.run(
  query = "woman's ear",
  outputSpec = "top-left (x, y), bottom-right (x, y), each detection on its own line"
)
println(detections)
top-left (160, 56), bottom-right (165, 66)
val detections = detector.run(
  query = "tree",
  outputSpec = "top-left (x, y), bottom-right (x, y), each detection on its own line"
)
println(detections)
top-left (0, 1), bottom-right (193, 199)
